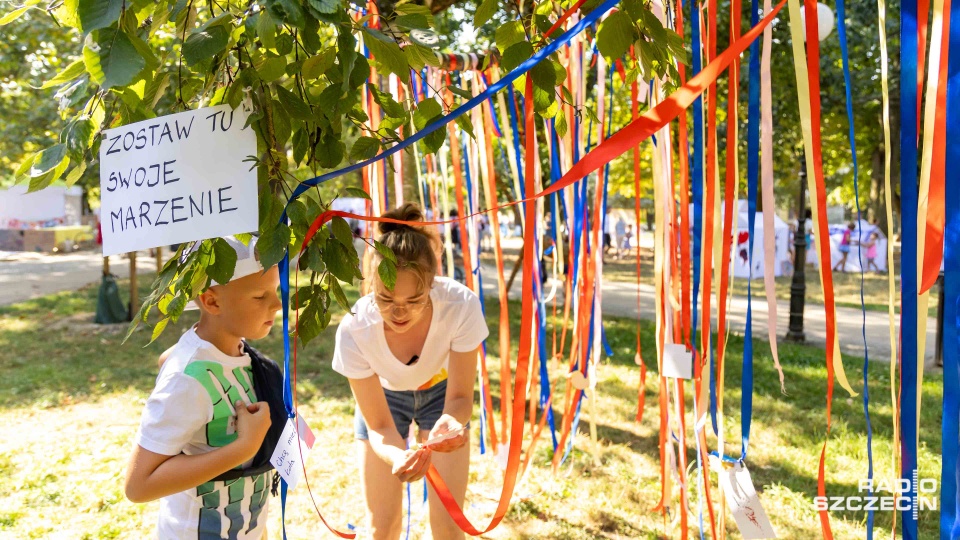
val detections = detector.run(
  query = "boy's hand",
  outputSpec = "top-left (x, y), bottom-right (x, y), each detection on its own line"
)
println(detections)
top-left (235, 401), bottom-right (271, 460)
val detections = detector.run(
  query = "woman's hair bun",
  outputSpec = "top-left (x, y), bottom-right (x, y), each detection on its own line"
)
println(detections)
top-left (379, 203), bottom-right (424, 235)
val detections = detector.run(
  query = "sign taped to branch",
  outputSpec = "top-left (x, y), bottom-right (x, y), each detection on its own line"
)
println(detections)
top-left (98, 103), bottom-right (258, 256)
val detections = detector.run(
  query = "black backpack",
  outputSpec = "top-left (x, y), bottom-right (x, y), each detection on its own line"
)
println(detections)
top-left (210, 343), bottom-right (287, 487)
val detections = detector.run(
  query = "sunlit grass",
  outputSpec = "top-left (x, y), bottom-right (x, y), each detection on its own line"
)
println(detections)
top-left (0, 274), bottom-right (942, 538)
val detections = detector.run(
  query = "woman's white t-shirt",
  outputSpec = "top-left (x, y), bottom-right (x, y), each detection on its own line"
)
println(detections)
top-left (332, 277), bottom-right (489, 391)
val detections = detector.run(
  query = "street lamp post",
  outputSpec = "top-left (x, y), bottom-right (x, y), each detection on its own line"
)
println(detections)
top-left (786, 160), bottom-right (808, 342)
top-left (785, 2), bottom-right (833, 343)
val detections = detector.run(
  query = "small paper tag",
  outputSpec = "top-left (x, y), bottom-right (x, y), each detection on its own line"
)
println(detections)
top-left (718, 464), bottom-right (777, 539)
top-left (270, 415), bottom-right (315, 490)
top-left (422, 426), bottom-right (467, 448)
top-left (662, 343), bottom-right (693, 379)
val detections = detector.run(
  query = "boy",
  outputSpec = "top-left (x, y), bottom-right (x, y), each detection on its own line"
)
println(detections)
top-left (125, 236), bottom-right (282, 539)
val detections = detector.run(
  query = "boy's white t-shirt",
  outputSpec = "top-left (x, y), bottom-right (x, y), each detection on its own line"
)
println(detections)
top-left (136, 328), bottom-right (270, 540)
top-left (332, 277), bottom-right (488, 391)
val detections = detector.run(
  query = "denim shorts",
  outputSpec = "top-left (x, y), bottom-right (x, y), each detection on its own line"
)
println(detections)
top-left (355, 379), bottom-right (460, 440)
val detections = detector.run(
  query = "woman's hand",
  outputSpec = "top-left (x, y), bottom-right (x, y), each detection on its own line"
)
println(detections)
top-left (425, 414), bottom-right (468, 453)
top-left (390, 447), bottom-right (433, 483)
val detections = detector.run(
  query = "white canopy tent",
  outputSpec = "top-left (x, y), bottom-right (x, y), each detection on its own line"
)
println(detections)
top-left (686, 202), bottom-right (793, 279)
top-left (0, 185), bottom-right (82, 228)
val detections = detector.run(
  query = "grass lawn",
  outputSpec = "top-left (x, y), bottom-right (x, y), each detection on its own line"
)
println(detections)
top-left (483, 246), bottom-right (939, 319)
top-left (0, 274), bottom-right (943, 538)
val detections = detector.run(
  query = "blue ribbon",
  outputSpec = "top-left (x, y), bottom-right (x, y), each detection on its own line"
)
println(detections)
top-left (941, 2), bottom-right (960, 535)
top-left (688, 4), bottom-right (706, 536)
top-left (836, 0), bottom-right (874, 535)
top-left (899, 0), bottom-right (919, 536)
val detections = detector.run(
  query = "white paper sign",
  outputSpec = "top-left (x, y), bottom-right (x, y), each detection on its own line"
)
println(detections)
top-left (98, 103), bottom-right (258, 256)
top-left (718, 464), bottom-right (777, 539)
top-left (662, 343), bottom-right (693, 379)
top-left (270, 415), bottom-right (316, 490)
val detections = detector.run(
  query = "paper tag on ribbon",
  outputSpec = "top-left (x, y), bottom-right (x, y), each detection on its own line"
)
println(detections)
top-left (718, 464), bottom-right (777, 539)
top-left (662, 343), bottom-right (693, 379)
top-left (270, 415), bottom-right (315, 490)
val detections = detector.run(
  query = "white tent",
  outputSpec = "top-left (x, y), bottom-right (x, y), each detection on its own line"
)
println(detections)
top-left (730, 211), bottom-right (792, 279)
top-left (0, 185), bottom-right (82, 228)
top-left (686, 202), bottom-right (792, 279)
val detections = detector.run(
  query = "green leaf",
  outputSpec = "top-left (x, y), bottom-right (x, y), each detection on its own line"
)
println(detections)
top-left (14, 153), bottom-right (34, 180)
top-left (447, 85), bottom-right (473, 100)
top-left (65, 161), bottom-right (87, 187)
top-left (41, 60), bottom-right (86, 89)
top-left (330, 216), bottom-right (354, 247)
top-left (63, 118), bottom-right (95, 161)
top-left (256, 9), bottom-right (277, 49)
top-left (596, 10), bottom-right (636, 60)
top-left (555, 110), bottom-right (568, 138)
top-left (0, 6), bottom-right (30, 27)
top-left (78, 0), bottom-right (124, 33)
top-left (297, 301), bottom-right (323, 345)
top-left (183, 24), bottom-right (230, 66)
top-left (209, 238), bottom-right (239, 284)
top-left (500, 41), bottom-right (534, 72)
top-left (395, 13), bottom-right (429, 29)
top-left (302, 47), bottom-right (336, 79)
top-left (413, 98), bottom-right (445, 154)
top-left (344, 187), bottom-right (371, 200)
top-left (292, 128), bottom-right (309, 166)
top-left (368, 85), bottom-right (405, 118)
top-left (150, 318), bottom-right (169, 344)
top-left (317, 132), bottom-right (345, 168)
top-left (30, 144), bottom-right (66, 178)
top-left (265, 0), bottom-right (306, 29)
top-left (530, 61), bottom-right (556, 113)
top-left (28, 157), bottom-right (69, 193)
top-left (496, 21), bottom-right (526, 52)
top-left (308, 0), bottom-right (339, 15)
top-left (622, 0), bottom-right (645, 21)
top-left (404, 43), bottom-right (440, 71)
top-left (373, 240), bottom-right (396, 263)
top-left (394, 3), bottom-right (435, 25)
top-left (362, 29), bottom-right (409, 79)
top-left (323, 240), bottom-right (357, 283)
top-left (350, 136), bottom-right (381, 161)
top-left (474, 0), bottom-right (499, 27)
top-left (378, 259), bottom-right (398, 290)
top-left (275, 85), bottom-right (313, 121)
top-left (326, 274), bottom-right (352, 312)
top-left (257, 56), bottom-right (287, 82)
top-left (83, 28), bottom-right (145, 90)
top-left (258, 223), bottom-right (291, 270)
top-left (455, 114), bottom-right (476, 139)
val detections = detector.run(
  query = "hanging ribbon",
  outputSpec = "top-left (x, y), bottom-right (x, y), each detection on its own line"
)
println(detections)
top-left (759, 0), bottom-right (785, 393)
top-left (836, 0), bottom-right (876, 535)
top-left (282, 3), bottom-right (790, 533)
top-left (939, 0), bottom-right (960, 530)
top-left (899, 0), bottom-right (921, 533)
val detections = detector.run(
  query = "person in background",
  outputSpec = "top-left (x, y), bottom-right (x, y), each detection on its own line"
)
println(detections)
top-left (833, 221), bottom-right (855, 272)
top-left (619, 223), bottom-right (634, 260)
top-left (864, 231), bottom-right (880, 272)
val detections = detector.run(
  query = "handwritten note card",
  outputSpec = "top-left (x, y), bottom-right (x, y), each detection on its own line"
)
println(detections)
top-left (270, 415), bottom-right (316, 490)
top-left (98, 103), bottom-right (258, 256)
top-left (718, 464), bottom-right (777, 539)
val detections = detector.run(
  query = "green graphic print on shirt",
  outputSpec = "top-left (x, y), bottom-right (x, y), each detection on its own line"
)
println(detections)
top-left (184, 361), bottom-right (266, 539)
